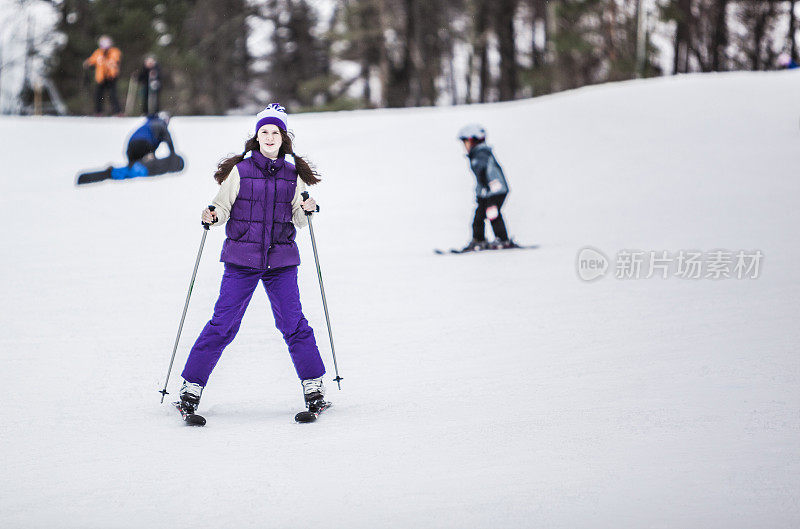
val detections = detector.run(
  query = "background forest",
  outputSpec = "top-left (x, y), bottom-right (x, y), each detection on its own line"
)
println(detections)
top-left (2, 0), bottom-right (798, 115)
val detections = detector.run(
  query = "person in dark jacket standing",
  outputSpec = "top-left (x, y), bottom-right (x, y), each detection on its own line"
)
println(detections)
top-left (177, 103), bottom-right (329, 418)
top-left (137, 55), bottom-right (162, 115)
top-left (125, 111), bottom-right (175, 166)
top-left (457, 123), bottom-right (516, 251)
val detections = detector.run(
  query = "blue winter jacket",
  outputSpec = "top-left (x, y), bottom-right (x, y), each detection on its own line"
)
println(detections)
top-left (128, 117), bottom-right (174, 153)
top-left (467, 143), bottom-right (509, 199)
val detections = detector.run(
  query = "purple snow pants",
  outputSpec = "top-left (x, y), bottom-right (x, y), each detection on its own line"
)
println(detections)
top-left (181, 263), bottom-right (325, 386)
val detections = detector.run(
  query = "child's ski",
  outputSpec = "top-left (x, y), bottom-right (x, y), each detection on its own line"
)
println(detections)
top-left (434, 244), bottom-right (539, 255)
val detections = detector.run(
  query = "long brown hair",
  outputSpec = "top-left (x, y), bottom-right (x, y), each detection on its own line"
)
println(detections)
top-left (214, 129), bottom-right (321, 185)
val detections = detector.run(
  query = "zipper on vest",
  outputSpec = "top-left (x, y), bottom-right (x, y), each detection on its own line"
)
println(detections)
top-left (267, 167), bottom-right (278, 268)
top-left (261, 165), bottom-right (268, 269)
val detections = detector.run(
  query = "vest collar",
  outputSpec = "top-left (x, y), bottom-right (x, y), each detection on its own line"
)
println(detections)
top-left (251, 150), bottom-right (285, 171)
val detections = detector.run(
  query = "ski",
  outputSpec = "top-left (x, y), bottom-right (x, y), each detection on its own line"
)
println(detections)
top-left (295, 401), bottom-right (332, 423)
top-left (434, 244), bottom-right (539, 255)
top-left (173, 401), bottom-right (207, 426)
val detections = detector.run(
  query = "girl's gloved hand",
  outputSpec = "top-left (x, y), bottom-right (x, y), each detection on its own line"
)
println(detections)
top-left (201, 207), bottom-right (218, 224)
top-left (301, 196), bottom-right (317, 212)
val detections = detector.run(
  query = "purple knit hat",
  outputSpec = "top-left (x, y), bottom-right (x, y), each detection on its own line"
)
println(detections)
top-left (255, 103), bottom-right (288, 133)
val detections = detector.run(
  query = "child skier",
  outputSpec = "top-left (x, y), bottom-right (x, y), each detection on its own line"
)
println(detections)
top-left (457, 123), bottom-right (516, 251)
top-left (177, 103), bottom-right (329, 419)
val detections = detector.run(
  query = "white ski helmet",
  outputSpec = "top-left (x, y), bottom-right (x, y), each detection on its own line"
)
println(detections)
top-left (457, 123), bottom-right (486, 141)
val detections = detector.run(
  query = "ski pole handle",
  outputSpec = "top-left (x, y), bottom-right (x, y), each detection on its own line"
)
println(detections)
top-left (301, 192), bottom-right (320, 216)
top-left (201, 205), bottom-right (216, 230)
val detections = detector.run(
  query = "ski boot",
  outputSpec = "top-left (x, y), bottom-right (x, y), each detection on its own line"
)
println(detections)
top-left (174, 380), bottom-right (206, 425)
top-left (461, 239), bottom-right (488, 252)
top-left (490, 238), bottom-right (519, 250)
top-left (179, 380), bottom-right (203, 413)
top-left (295, 377), bottom-right (331, 423)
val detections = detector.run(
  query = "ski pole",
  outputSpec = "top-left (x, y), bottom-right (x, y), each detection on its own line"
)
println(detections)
top-left (159, 206), bottom-right (215, 403)
top-left (301, 192), bottom-right (343, 390)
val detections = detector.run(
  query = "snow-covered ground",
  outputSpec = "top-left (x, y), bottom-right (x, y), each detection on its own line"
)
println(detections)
top-left (2, 71), bottom-right (799, 528)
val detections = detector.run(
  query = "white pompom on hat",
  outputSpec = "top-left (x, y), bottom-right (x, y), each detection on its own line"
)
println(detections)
top-left (255, 103), bottom-right (288, 133)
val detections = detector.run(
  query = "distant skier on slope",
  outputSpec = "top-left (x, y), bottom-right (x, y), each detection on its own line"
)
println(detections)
top-left (126, 111), bottom-right (176, 166)
top-left (176, 103), bottom-right (330, 422)
top-left (457, 123), bottom-right (517, 252)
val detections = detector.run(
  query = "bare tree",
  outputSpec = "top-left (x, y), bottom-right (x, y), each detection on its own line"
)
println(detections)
top-left (494, 0), bottom-right (519, 101)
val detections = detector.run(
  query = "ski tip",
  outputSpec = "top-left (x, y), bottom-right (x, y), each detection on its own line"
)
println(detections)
top-left (295, 411), bottom-right (318, 423)
top-left (186, 414), bottom-right (207, 426)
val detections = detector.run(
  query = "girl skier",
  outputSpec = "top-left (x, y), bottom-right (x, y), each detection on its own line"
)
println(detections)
top-left (178, 103), bottom-right (328, 417)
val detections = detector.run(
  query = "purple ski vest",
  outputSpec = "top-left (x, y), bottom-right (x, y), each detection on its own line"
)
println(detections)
top-left (220, 150), bottom-right (299, 269)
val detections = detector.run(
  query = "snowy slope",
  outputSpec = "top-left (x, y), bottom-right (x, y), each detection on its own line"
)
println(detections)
top-left (2, 72), bottom-right (799, 528)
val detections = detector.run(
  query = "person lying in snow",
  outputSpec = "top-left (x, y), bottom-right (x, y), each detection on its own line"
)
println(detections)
top-left (125, 111), bottom-right (175, 166)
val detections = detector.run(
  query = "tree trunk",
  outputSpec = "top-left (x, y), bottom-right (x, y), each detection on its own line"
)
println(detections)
top-left (495, 0), bottom-right (519, 101)
top-left (545, 0), bottom-right (559, 91)
top-left (790, 0), bottom-right (798, 61)
top-left (415, 1), bottom-right (442, 106)
top-left (711, 0), bottom-right (729, 71)
top-left (404, 0), bottom-right (421, 106)
top-left (673, 0), bottom-right (692, 74)
top-left (474, 0), bottom-right (491, 103)
top-left (478, 41), bottom-right (490, 103)
top-left (465, 49), bottom-right (474, 104)
top-left (383, 0), bottom-right (415, 107)
top-left (446, 33), bottom-right (458, 105)
top-left (751, 6), bottom-right (769, 70)
top-left (530, 0), bottom-right (545, 68)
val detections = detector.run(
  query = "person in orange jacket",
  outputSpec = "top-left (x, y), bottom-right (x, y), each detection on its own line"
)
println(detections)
top-left (83, 35), bottom-right (122, 116)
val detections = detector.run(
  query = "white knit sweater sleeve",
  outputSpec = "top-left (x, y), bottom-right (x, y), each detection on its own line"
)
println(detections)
top-left (210, 166), bottom-right (240, 226)
top-left (292, 177), bottom-right (309, 229)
